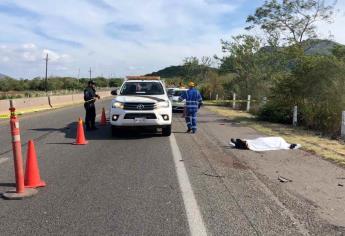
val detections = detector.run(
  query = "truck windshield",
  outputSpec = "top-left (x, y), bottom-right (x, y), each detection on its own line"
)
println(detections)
top-left (173, 90), bottom-right (186, 96)
top-left (167, 89), bottom-right (174, 96)
top-left (121, 82), bottom-right (164, 95)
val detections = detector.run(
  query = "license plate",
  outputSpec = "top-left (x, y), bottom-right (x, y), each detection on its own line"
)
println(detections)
top-left (134, 117), bottom-right (145, 123)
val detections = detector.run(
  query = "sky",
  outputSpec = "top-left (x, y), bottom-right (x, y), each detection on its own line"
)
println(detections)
top-left (0, 0), bottom-right (344, 79)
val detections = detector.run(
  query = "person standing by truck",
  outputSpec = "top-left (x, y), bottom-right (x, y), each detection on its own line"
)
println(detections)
top-left (84, 80), bottom-right (100, 131)
top-left (179, 81), bottom-right (202, 134)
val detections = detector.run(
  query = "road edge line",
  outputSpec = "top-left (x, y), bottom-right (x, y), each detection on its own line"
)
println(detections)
top-left (169, 134), bottom-right (207, 236)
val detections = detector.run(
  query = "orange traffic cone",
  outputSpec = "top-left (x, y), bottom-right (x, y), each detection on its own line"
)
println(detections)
top-left (24, 140), bottom-right (46, 188)
top-left (73, 118), bottom-right (88, 145)
top-left (100, 108), bottom-right (106, 126)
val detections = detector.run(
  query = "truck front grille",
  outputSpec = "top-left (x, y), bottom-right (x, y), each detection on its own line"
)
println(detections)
top-left (124, 113), bottom-right (157, 119)
top-left (123, 103), bottom-right (156, 111)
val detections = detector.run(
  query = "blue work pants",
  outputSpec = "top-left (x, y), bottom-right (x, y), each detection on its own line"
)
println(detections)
top-left (185, 111), bottom-right (197, 131)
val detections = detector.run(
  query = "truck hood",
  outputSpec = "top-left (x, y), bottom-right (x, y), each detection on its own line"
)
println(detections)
top-left (113, 95), bottom-right (168, 103)
top-left (171, 96), bottom-right (183, 102)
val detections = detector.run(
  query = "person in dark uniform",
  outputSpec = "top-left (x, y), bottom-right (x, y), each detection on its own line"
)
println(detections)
top-left (84, 80), bottom-right (100, 130)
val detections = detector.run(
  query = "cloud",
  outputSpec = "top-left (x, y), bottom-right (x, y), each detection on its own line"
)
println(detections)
top-left (317, 1), bottom-right (345, 44)
top-left (22, 43), bottom-right (37, 49)
top-left (0, 42), bottom-right (72, 78)
top-left (1, 56), bottom-right (10, 62)
top-left (85, 0), bottom-right (117, 12)
top-left (42, 49), bottom-right (71, 62)
top-left (32, 28), bottom-right (83, 48)
top-left (0, 2), bottom-right (41, 20)
top-left (105, 22), bottom-right (143, 41)
top-left (3, 0), bottom-right (344, 79)
top-left (22, 51), bottom-right (37, 62)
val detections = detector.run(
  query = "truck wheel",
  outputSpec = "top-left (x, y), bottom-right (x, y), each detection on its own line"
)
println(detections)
top-left (162, 125), bottom-right (172, 136)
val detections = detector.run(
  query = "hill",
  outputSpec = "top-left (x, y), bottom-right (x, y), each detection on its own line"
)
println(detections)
top-left (261, 39), bottom-right (340, 55)
top-left (0, 73), bottom-right (11, 79)
top-left (146, 65), bottom-right (186, 78)
top-left (148, 40), bottom-right (340, 78)
top-left (303, 39), bottom-right (339, 55)
top-left (147, 65), bottom-right (218, 78)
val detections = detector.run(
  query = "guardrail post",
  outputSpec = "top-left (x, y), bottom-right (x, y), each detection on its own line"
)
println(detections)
top-left (262, 97), bottom-right (267, 105)
top-left (293, 106), bottom-right (298, 127)
top-left (216, 94), bottom-right (219, 100)
top-left (209, 91), bottom-right (212, 100)
top-left (341, 111), bottom-right (345, 139)
top-left (246, 95), bottom-right (251, 112)
top-left (232, 93), bottom-right (236, 109)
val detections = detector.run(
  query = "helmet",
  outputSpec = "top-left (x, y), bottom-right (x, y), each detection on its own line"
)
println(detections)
top-left (188, 81), bottom-right (195, 87)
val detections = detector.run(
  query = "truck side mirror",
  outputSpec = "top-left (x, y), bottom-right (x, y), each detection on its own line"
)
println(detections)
top-left (111, 90), bottom-right (117, 95)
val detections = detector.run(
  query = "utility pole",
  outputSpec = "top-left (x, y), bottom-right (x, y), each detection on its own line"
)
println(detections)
top-left (45, 54), bottom-right (49, 94)
top-left (89, 67), bottom-right (92, 81)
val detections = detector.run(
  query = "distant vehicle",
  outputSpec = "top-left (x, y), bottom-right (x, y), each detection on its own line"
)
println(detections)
top-left (109, 76), bottom-right (172, 136)
top-left (167, 88), bottom-right (175, 97)
top-left (168, 88), bottom-right (188, 112)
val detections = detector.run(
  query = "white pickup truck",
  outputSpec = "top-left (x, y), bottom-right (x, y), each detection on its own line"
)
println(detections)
top-left (109, 76), bottom-right (172, 136)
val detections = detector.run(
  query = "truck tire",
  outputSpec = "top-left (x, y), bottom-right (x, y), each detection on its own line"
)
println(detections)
top-left (162, 125), bottom-right (171, 136)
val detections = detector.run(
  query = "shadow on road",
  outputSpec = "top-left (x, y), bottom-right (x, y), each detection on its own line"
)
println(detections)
top-left (0, 183), bottom-right (15, 187)
top-left (33, 121), bottom-right (165, 143)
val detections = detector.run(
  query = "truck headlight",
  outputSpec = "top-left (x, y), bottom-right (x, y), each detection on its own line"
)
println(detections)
top-left (157, 101), bottom-right (170, 108)
top-left (112, 101), bottom-right (124, 109)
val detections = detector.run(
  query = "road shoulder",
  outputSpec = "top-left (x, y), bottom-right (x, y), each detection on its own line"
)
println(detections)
top-left (186, 107), bottom-right (345, 234)
top-left (174, 111), bottom-right (307, 235)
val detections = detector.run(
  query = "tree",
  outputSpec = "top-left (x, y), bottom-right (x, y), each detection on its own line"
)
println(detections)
top-left (183, 56), bottom-right (200, 81)
top-left (246, 0), bottom-right (335, 46)
top-left (218, 35), bottom-right (263, 97)
top-left (332, 44), bottom-right (345, 61)
top-left (200, 56), bottom-right (213, 80)
top-left (108, 78), bottom-right (123, 88)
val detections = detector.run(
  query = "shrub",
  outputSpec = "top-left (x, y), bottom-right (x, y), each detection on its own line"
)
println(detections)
top-left (258, 55), bottom-right (345, 134)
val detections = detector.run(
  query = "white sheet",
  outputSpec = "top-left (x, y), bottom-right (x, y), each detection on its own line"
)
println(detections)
top-left (244, 137), bottom-right (300, 152)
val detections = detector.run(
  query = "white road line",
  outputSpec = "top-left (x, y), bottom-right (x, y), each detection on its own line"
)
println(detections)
top-left (0, 157), bottom-right (9, 165)
top-left (169, 134), bottom-right (208, 236)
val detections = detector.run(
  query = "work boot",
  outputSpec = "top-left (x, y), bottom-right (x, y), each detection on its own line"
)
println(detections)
top-left (186, 128), bottom-right (192, 133)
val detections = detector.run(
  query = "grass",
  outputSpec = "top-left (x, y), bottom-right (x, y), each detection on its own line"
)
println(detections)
top-left (206, 106), bottom-right (345, 166)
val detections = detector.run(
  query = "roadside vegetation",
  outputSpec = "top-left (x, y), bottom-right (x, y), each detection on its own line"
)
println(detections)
top-left (0, 77), bottom-right (123, 99)
top-left (153, 0), bottom-right (345, 136)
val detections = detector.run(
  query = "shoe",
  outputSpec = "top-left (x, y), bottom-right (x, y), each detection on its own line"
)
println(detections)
top-left (229, 139), bottom-right (236, 147)
top-left (290, 144), bottom-right (301, 149)
top-left (191, 130), bottom-right (196, 134)
top-left (91, 126), bottom-right (98, 130)
top-left (186, 128), bottom-right (192, 133)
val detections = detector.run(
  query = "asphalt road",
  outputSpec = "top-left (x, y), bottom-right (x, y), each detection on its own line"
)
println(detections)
top-left (0, 99), bottom-right (343, 235)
